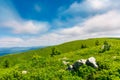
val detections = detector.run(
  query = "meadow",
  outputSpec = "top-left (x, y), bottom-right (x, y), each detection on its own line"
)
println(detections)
top-left (0, 38), bottom-right (120, 80)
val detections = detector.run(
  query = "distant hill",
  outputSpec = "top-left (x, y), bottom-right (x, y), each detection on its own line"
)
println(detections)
top-left (0, 46), bottom-right (45, 56)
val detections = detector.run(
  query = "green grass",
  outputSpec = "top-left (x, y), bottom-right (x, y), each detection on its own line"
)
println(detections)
top-left (0, 38), bottom-right (120, 80)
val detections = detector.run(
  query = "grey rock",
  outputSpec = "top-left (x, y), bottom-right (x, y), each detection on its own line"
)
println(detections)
top-left (67, 57), bottom-right (98, 71)
top-left (86, 57), bottom-right (98, 68)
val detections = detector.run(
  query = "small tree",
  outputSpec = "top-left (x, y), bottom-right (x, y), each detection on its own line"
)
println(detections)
top-left (3, 59), bottom-right (10, 68)
top-left (104, 41), bottom-right (111, 51)
top-left (95, 40), bottom-right (100, 46)
top-left (50, 47), bottom-right (61, 57)
top-left (51, 48), bottom-right (56, 57)
top-left (99, 41), bottom-right (111, 53)
top-left (81, 44), bottom-right (87, 49)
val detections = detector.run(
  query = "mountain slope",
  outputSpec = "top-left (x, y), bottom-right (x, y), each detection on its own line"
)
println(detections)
top-left (0, 38), bottom-right (118, 65)
top-left (0, 38), bottom-right (120, 80)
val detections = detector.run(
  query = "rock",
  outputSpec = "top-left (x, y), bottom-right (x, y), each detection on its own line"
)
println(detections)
top-left (72, 59), bottom-right (86, 71)
top-left (66, 57), bottom-right (98, 71)
top-left (22, 70), bottom-right (27, 74)
top-left (79, 59), bottom-right (87, 64)
top-left (67, 65), bottom-right (73, 71)
top-left (86, 57), bottom-right (98, 68)
top-left (62, 57), bottom-right (68, 60)
top-left (62, 61), bottom-right (69, 65)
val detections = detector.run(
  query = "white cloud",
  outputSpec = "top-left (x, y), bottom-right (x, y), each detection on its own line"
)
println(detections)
top-left (14, 21), bottom-right (49, 34)
top-left (83, 10), bottom-right (120, 33)
top-left (87, 0), bottom-right (110, 10)
top-left (0, 0), bottom-right (49, 34)
top-left (0, 37), bottom-right (24, 47)
top-left (58, 10), bottom-right (120, 36)
top-left (62, 0), bottom-right (120, 15)
top-left (1, 20), bottom-right (49, 34)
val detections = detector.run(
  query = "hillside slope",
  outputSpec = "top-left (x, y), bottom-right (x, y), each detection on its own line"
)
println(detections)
top-left (0, 38), bottom-right (120, 80)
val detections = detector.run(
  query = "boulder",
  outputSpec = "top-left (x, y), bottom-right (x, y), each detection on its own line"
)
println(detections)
top-left (67, 65), bottom-right (73, 71)
top-left (86, 57), bottom-right (98, 68)
top-left (72, 59), bottom-right (87, 71)
top-left (67, 57), bottom-right (98, 71)
top-left (62, 61), bottom-right (69, 65)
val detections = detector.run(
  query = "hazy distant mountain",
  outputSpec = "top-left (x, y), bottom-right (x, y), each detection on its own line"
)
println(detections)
top-left (0, 46), bottom-right (45, 56)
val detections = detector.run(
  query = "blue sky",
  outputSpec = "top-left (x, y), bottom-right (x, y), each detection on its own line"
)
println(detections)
top-left (0, 0), bottom-right (120, 47)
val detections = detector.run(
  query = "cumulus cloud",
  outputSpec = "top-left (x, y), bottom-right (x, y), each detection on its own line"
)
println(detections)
top-left (31, 10), bottom-right (120, 47)
top-left (62, 0), bottom-right (120, 15)
top-left (83, 10), bottom-right (120, 33)
top-left (58, 10), bottom-right (120, 36)
top-left (87, 0), bottom-right (110, 10)
top-left (0, 0), bottom-right (49, 34)
top-left (1, 20), bottom-right (49, 34)
top-left (14, 21), bottom-right (49, 34)
top-left (0, 37), bottom-right (23, 47)
top-left (56, 0), bottom-right (120, 31)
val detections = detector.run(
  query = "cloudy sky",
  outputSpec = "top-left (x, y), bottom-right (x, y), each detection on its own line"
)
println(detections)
top-left (0, 0), bottom-right (120, 47)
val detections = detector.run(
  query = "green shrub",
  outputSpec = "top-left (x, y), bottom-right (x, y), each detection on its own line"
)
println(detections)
top-left (99, 41), bottom-right (111, 53)
top-left (95, 40), bottom-right (100, 46)
top-left (81, 44), bottom-right (87, 49)
top-left (51, 47), bottom-right (61, 57)
top-left (2, 59), bottom-right (10, 68)
top-left (97, 61), bottom-right (110, 70)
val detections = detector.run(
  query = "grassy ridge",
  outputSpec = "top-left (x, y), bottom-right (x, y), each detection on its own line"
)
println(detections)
top-left (0, 38), bottom-right (119, 66)
top-left (0, 38), bottom-right (106, 60)
top-left (0, 38), bottom-right (120, 79)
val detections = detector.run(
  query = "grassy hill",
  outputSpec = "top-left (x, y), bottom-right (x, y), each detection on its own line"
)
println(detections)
top-left (0, 38), bottom-right (120, 80)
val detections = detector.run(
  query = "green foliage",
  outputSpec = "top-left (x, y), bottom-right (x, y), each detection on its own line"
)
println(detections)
top-left (97, 61), bottom-right (110, 70)
top-left (72, 65), bottom-right (96, 80)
